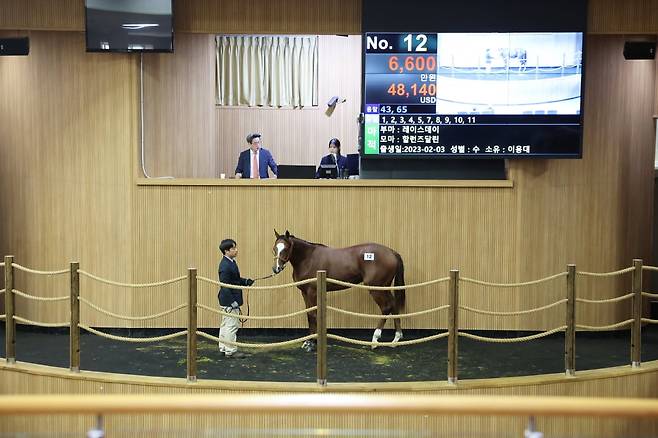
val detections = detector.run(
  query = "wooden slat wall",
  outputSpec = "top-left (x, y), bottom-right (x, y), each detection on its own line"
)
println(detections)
top-left (509, 35), bottom-right (657, 327)
top-left (3, 0), bottom-right (658, 34)
top-left (0, 6), bottom-right (656, 330)
top-left (131, 33), bottom-right (656, 330)
top-left (174, 0), bottom-right (361, 34)
top-left (0, 31), bottom-right (655, 329)
top-left (0, 363), bottom-right (657, 437)
top-left (143, 34), bottom-right (362, 178)
top-left (0, 31), bottom-right (137, 326)
top-left (0, 0), bottom-right (83, 31)
top-left (588, 0), bottom-right (658, 34)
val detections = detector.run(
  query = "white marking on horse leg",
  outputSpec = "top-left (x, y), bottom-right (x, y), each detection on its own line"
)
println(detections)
top-left (392, 330), bottom-right (403, 346)
top-left (371, 328), bottom-right (382, 349)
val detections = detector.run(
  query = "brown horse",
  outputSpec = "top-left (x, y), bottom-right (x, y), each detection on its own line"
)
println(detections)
top-left (272, 230), bottom-right (406, 351)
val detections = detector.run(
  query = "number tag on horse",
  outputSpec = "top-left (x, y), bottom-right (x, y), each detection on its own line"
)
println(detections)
top-left (364, 252), bottom-right (375, 261)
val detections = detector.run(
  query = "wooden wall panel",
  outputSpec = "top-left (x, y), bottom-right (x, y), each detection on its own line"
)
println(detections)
top-left (143, 34), bottom-right (218, 178)
top-left (174, 0), bottom-right (361, 34)
top-left (588, 0), bottom-right (658, 34)
top-left (4, 0), bottom-right (658, 34)
top-left (0, 31), bottom-right (137, 326)
top-left (129, 33), bottom-right (656, 331)
top-left (143, 34), bottom-right (361, 178)
top-left (0, 34), bottom-right (656, 330)
top-left (132, 184), bottom-right (519, 330)
top-left (0, 0), bottom-right (83, 31)
top-left (509, 35), bottom-right (656, 326)
top-left (1, 362), bottom-right (657, 437)
top-left (214, 35), bottom-right (362, 176)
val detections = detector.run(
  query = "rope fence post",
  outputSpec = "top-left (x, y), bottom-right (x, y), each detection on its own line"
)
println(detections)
top-left (565, 264), bottom-right (576, 376)
top-left (448, 269), bottom-right (459, 384)
top-left (316, 270), bottom-right (327, 386)
top-left (69, 262), bottom-right (80, 372)
top-left (4, 256), bottom-right (15, 364)
top-left (631, 258), bottom-right (642, 367)
top-left (187, 268), bottom-right (197, 382)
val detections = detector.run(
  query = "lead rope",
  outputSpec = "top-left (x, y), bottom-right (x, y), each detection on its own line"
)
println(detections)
top-left (239, 264), bottom-right (285, 326)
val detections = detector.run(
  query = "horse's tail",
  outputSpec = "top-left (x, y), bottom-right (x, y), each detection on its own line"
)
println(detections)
top-left (393, 251), bottom-right (406, 312)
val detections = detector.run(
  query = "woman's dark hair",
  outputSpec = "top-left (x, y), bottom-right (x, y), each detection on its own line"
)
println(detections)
top-left (328, 138), bottom-right (341, 153)
top-left (219, 239), bottom-right (237, 254)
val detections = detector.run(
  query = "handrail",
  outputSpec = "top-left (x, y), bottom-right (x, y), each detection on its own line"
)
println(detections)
top-left (0, 394), bottom-right (656, 417)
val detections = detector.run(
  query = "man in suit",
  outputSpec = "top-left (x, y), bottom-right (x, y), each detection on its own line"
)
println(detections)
top-left (218, 238), bottom-right (254, 358)
top-left (235, 133), bottom-right (278, 179)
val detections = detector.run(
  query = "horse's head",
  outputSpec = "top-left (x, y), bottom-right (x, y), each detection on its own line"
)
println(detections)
top-left (272, 229), bottom-right (293, 274)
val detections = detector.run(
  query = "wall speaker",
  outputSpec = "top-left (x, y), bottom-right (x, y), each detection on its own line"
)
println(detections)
top-left (0, 37), bottom-right (29, 56)
top-left (623, 41), bottom-right (655, 60)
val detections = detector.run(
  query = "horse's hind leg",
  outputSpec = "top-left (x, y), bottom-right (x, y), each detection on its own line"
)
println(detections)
top-left (369, 290), bottom-right (395, 349)
top-left (392, 316), bottom-right (403, 345)
top-left (300, 286), bottom-right (317, 352)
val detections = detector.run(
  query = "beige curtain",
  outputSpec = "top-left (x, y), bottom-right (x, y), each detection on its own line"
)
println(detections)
top-left (216, 35), bottom-right (318, 107)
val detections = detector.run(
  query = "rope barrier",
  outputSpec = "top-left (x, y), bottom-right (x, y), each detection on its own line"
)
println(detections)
top-left (576, 293), bottom-right (634, 304)
top-left (197, 276), bottom-right (316, 290)
top-left (78, 297), bottom-right (186, 321)
top-left (326, 305), bottom-right (450, 320)
top-left (11, 263), bottom-right (68, 276)
top-left (0, 289), bottom-right (4, 294)
top-left (641, 318), bottom-right (658, 324)
top-left (197, 303), bottom-right (318, 320)
top-left (327, 276), bottom-right (449, 291)
top-left (0, 315), bottom-right (5, 320)
top-left (460, 272), bottom-right (567, 288)
top-left (642, 291), bottom-right (658, 299)
top-left (0, 262), bottom-right (4, 267)
top-left (327, 332), bottom-right (449, 347)
top-left (459, 299), bottom-right (567, 316)
top-left (12, 289), bottom-right (68, 302)
top-left (13, 316), bottom-right (69, 328)
top-left (79, 324), bottom-right (188, 343)
top-left (77, 270), bottom-right (186, 288)
top-left (577, 267), bottom-right (635, 277)
top-left (642, 265), bottom-right (658, 272)
top-left (576, 319), bottom-right (634, 331)
top-left (458, 326), bottom-right (567, 343)
top-left (196, 331), bottom-right (317, 348)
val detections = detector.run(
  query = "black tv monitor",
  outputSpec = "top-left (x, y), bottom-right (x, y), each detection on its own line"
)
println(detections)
top-left (277, 165), bottom-right (316, 179)
top-left (85, 0), bottom-right (174, 53)
top-left (346, 153), bottom-right (360, 176)
top-left (362, 0), bottom-right (586, 160)
top-left (318, 164), bottom-right (338, 179)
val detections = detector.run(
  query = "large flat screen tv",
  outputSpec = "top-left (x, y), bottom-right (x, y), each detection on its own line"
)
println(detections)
top-left (85, 0), bottom-right (174, 53)
top-left (362, 0), bottom-right (587, 160)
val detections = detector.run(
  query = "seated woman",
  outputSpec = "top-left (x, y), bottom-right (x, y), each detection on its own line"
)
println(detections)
top-left (315, 138), bottom-right (348, 178)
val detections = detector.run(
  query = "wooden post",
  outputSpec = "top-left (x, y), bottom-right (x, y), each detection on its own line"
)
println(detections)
top-left (69, 262), bottom-right (80, 372)
top-left (631, 259), bottom-right (642, 367)
top-left (4, 255), bottom-right (15, 364)
top-left (565, 264), bottom-right (576, 376)
top-left (316, 270), bottom-right (327, 386)
top-left (187, 268), bottom-right (197, 382)
top-left (447, 269), bottom-right (459, 384)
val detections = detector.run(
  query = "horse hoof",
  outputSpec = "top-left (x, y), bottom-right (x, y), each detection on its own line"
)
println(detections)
top-left (301, 340), bottom-right (316, 352)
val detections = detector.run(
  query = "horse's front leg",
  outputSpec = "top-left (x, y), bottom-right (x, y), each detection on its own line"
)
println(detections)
top-left (300, 286), bottom-right (317, 352)
top-left (371, 317), bottom-right (387, 349)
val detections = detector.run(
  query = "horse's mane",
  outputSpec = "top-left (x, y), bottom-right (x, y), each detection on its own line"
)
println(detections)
top-left (289, 234), bottom-right (327, 248)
